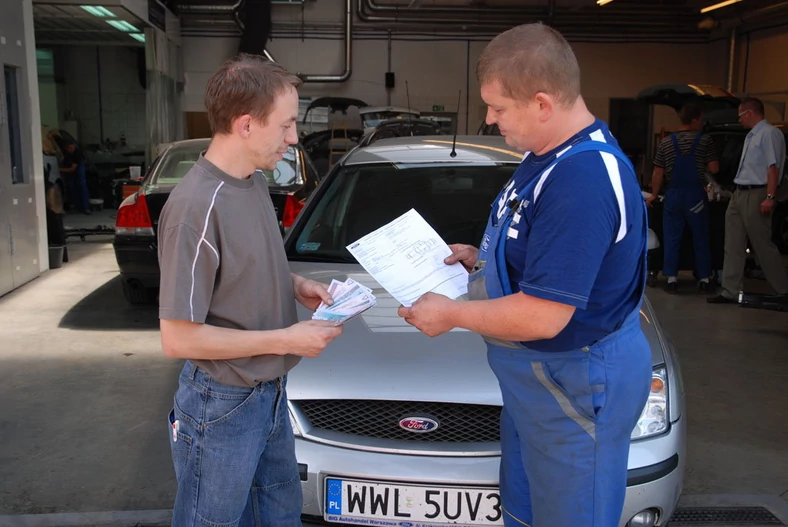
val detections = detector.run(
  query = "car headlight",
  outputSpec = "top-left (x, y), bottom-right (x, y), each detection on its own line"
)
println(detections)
top-left (289, 409), bottom-right (303, 437)
top-left (631, 367), bottom-right (668, 440)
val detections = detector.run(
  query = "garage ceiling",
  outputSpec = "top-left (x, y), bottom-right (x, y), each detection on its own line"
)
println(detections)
top-left (34, 3), bottom-right (149, 46)
top-left (32, 0), bottom-right (788, 45)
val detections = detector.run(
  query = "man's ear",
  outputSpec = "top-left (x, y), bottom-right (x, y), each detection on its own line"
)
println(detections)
top-left (234, 114), bottom-right (253, 138)
top-left (534, 92), bottom-right (555, 123)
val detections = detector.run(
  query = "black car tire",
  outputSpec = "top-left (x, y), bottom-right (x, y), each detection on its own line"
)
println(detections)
top-left (121, 280), bottom-right (156, 305)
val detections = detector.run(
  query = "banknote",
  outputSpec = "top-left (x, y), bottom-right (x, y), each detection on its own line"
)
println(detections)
top-left (313, 278), bottom-right (376, 326)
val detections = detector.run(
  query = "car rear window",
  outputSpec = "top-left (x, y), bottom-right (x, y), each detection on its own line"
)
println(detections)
top-left (286, 162), bottom-right (517, 262)
top-left (151, 144), bottom-right (302, 187)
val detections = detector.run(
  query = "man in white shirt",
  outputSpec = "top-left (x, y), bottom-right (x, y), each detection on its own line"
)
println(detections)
top-left (708, 97), bottom-right (788, 303)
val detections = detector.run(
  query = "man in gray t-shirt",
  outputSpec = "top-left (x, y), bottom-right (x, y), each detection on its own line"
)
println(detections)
top-left (158, 55), bottom-right (342, 527)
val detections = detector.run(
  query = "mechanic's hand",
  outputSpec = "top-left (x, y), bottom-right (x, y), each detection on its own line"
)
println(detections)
top-left (293, 276), bottom-right (333, 311)
top-left (397, 293), bottom-right (456, 338)
top-left (444, 244), bottom-right (479, 272)
top-left (287, 320), bottom-right (343, 358)
top-left (760, 199), bottom-right (775, 215)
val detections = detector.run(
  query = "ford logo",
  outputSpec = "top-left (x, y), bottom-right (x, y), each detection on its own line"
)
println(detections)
top-left (398, 416), bottom-right (439, 433)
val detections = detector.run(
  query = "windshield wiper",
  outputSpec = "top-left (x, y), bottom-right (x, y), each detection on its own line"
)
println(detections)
top-left (288, 253), bottom-right (358, 264)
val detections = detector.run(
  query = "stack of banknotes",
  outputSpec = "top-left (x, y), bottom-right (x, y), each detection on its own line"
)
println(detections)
top-left (312, 278), bottom-right (377, 326)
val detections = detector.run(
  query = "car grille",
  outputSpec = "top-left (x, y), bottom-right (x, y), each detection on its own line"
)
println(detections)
top-left (295, 400), bottom-right (501, 443)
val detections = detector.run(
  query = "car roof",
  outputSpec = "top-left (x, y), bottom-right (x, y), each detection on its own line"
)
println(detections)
top-left (345, 135), bottom-right (523, 165)
top-left (359, 106), bottom-right (420, 115)
top-left (164, 138), bottom-right (211, 151)
top-left (162, 138), bottom-right (302, 153)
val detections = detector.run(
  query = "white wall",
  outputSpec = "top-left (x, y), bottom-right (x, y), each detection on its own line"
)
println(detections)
top-left (37, 80), bottom-right (59, 130)
top-left (737, 25), bottom-right (788, 123)
top-left (181, 0), bottom-right (731, 135)
top-left (60, 45), bottom-right (147, 147)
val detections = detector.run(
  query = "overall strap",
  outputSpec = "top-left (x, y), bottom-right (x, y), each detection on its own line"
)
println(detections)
top-left (670, 133), bottom-right (681, 156)
top-left (689, 131), bottom-right (703, 156)
top-left (494, 140), bottom-right (635, 297)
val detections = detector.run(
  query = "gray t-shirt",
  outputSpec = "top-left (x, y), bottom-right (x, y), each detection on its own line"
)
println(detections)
top-left (157, 155), bottom-right (301, 387)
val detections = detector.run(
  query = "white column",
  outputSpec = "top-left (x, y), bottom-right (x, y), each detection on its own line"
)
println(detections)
top-left (22, 0), bottom-right (48, 272)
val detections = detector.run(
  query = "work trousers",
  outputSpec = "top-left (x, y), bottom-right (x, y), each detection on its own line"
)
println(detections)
top-left (721, 187), bottom-right (788, 297)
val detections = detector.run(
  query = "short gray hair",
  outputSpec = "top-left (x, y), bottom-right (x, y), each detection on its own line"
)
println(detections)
top-left (476, 23), bottom-right (581, 107)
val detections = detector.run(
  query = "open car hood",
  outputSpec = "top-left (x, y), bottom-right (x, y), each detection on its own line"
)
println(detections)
top-left (636, 83), bottom-right (741, 124)
top-left (302, 97), bottom-right (369, 124)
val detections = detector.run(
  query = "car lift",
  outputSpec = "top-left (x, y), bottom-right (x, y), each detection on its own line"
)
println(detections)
top-left (65, 225), bottom-right (115, 242)
top-left (738, 292), bottom-right (788, 312)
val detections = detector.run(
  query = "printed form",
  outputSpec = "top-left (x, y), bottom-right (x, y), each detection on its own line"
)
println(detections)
top-left (346, 208), bottom-right (469, 307)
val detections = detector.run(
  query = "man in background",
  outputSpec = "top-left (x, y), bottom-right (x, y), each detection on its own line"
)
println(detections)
top-left (647, 102), bottom-right (719, 293)
top-left (708, 97), bottom-right (788, 303)
top-left (59, 141), bottom-right (91, 215)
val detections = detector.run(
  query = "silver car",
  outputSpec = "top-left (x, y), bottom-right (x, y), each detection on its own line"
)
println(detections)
top-left (284, 136), bottom-right (686, 527)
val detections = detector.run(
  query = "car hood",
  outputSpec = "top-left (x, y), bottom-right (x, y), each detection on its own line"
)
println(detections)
top-left (285, 262), bottom-right (665, 405)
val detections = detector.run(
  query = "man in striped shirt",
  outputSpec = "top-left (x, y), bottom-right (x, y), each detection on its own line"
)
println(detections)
top-left (647, 102), bottom-right (719, 293)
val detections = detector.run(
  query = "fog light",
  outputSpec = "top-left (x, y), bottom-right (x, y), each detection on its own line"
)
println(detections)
top-left (628, 509), bottom-right (659, 527)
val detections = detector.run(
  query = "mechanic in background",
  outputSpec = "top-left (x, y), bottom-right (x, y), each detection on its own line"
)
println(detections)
top-left (59, 141), bottom-right (91, 215)
top-left (647, 102), bottom-right (719, 294)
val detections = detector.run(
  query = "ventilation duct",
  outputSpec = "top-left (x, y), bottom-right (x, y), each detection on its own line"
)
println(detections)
top-left (236, 0), bottom-right (272, 57)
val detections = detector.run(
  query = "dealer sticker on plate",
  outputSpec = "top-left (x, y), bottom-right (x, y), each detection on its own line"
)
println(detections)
top-left (324, 478), bottom-right (504, 526)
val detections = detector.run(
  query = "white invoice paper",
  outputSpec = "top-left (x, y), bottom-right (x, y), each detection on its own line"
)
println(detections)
top-left (346, 208), bottom-right (469, 307)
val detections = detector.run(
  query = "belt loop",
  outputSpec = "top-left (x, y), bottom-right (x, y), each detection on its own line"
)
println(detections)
top-left (188, 361), bottom-right (198, 380)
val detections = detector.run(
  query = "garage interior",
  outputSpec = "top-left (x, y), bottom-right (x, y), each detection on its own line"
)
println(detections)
top-left (1, 0), bottom-right (788, 526)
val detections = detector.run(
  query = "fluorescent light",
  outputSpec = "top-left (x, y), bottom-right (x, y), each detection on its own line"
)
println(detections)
top-left (81, 5), bottom-right (115, 17)
top-left (597, 0), bottom-right (614, 5)
top-left (700, 0), bottom-right (742, 14)
top-left (129, 33), bottom-right (145, 43)
top-left (107, 19), bottom-right (139, 32)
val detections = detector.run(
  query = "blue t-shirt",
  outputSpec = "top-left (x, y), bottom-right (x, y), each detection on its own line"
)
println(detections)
top-left (492, 119), bottom-right (647, 352)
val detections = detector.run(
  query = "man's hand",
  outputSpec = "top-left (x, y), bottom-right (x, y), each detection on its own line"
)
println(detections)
top-left (645, 195), bottom-right (657, 208)
top-left (397, 293), bottom-right (457, 337)
top-left (292, 274), bottom-right (333, 311)
top-left (760, 198), bottom-right (776, 215)
top-left (444, 244), bottom-right (479, 272)
top-left (286, 320), bottom-right (343, 358)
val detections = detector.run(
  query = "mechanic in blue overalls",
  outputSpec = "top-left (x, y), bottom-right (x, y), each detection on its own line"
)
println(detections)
top-left (398, 23), bottom-right (653, 527)
top-left (647, 102), bottom-right (720, 293)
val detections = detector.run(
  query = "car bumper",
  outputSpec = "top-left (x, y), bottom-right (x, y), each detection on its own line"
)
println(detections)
top-left (296, 415), bottom-right (685, 527)
top-left (112, 237), bottom-right (160, 288)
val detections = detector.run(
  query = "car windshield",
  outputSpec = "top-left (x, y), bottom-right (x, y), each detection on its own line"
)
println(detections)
top-left (286, 162), bottom-right (517, 262)
top-left (151, 144), bottom-right (301, 187)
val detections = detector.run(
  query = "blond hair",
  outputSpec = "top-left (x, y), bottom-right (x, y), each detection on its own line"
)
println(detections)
top-left (477, 23), bottom-right (581, 107)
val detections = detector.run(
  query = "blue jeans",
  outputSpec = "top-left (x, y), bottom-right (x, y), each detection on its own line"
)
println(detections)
top-left (168, 361), bottom-right (303, 527)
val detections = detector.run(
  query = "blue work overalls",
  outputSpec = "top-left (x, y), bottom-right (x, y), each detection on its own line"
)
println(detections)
top-left (467, 141), bottom-right (653, 527)
top-left (662, 133), bottom-right (712, 279)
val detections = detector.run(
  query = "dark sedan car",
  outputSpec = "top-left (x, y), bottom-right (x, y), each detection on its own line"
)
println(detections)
top-left (112, 138), bottom-right (321, 305)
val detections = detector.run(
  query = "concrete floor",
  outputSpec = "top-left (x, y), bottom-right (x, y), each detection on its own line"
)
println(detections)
top-left (0, 233), bottom-right (786, 522)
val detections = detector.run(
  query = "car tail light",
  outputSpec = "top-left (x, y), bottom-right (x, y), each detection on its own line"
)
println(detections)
top-left (116, 193), bottom-right (154, 236)
top-left (282, 194), bottom-right (305, 227)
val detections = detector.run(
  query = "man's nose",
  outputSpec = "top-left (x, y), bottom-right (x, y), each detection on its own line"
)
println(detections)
top-left (286, 126), bottom-right (298, 145)
top-left (485, 108), bottom-right (497, 125)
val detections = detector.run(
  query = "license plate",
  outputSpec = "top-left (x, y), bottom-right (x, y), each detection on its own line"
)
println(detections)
top-left (324, 478), bottom-right (503, 526)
